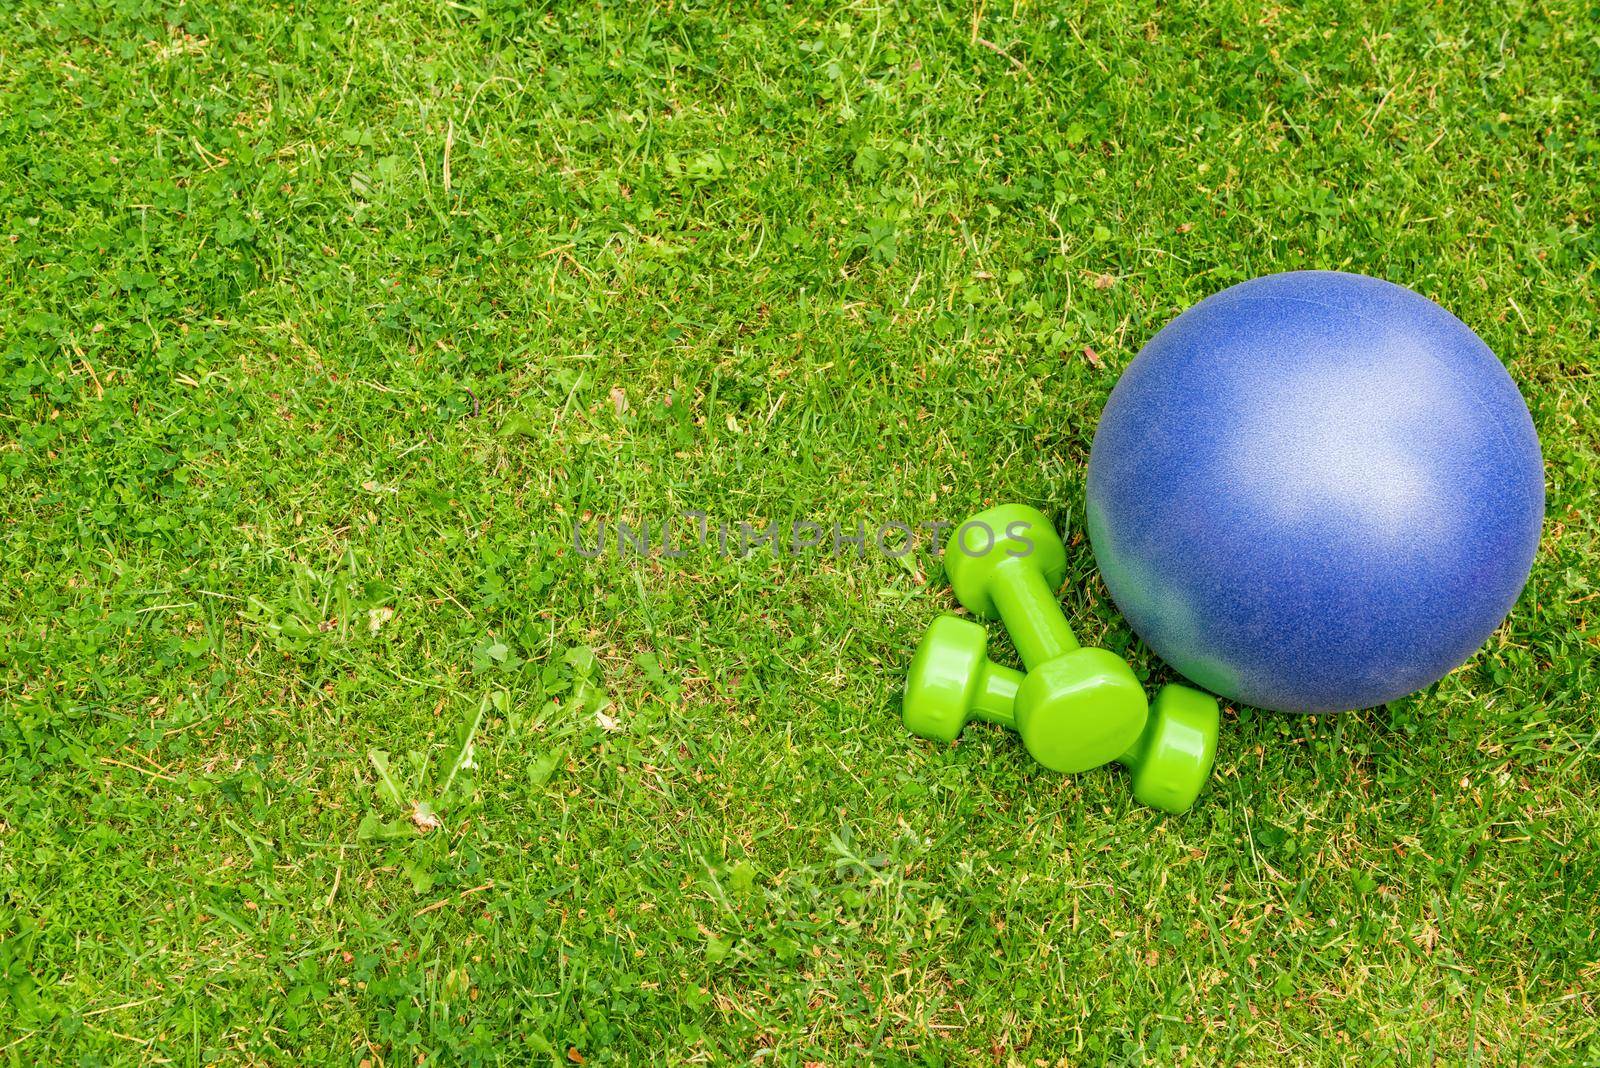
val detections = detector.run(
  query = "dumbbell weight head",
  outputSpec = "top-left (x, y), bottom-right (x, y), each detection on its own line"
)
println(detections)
top-left (943, 503), bottom-right (1069, 619)
top-left (902, 615), bottom-right (1018, 743)
top-left (1116, 684), bottom-right (1220, 814)
top-left (903, 615), bottom-right (1148, 774)
top-left (1014, 650), bottom-right (1149, 773)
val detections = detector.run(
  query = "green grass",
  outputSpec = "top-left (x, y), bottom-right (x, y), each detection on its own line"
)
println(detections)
top-left (2, 0), bottom-right (1597, 1062)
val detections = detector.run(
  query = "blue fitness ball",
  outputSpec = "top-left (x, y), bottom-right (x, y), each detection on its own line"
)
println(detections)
top-left (1086, 271), bottom-right (1543, 714)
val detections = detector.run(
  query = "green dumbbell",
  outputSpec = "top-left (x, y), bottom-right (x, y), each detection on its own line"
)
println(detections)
top-left (904, 615), bottom-right (1220, 812)
top-left (914, 503), bottom-right (1148, 773)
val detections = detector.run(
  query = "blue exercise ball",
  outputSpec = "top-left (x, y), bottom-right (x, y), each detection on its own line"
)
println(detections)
top-left (1086, 271), bottom-right (1543, 714)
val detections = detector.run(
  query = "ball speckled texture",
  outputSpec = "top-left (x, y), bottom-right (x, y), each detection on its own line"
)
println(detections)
top-left (1086, 271), bottom-right (1544, 714)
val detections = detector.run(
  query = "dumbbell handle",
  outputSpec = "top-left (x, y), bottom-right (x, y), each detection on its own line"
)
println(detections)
top-left (990, 558), bottom-right (1081, 670)
top-left (967, 659), bottom-right (1023, 729)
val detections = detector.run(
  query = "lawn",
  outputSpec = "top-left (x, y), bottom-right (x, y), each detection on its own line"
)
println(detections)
top-left (1, 0), bottom-right (1597, 1063)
